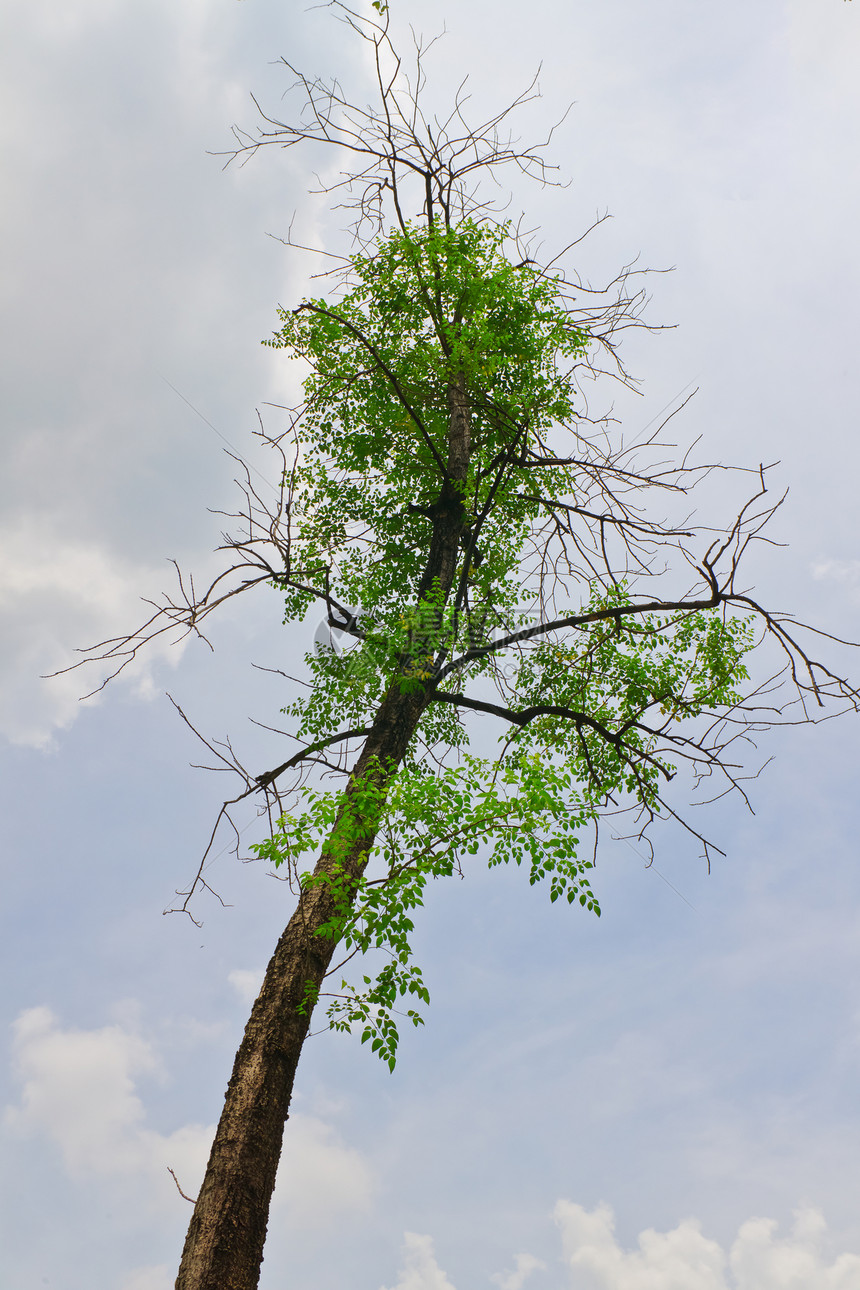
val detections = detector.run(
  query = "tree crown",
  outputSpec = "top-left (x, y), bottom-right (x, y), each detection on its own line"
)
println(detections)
top-left (253, 217), bottom-right (759, 1068)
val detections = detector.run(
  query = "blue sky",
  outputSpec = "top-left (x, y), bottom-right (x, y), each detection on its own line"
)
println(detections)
top-left (2, 2), bottom-right (860, 1287)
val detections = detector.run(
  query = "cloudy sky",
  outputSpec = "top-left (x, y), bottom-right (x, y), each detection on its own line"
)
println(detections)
top-left (2, 1), bottom-right (860, 1287)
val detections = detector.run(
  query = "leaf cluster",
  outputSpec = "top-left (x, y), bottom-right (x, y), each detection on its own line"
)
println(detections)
top-left (249, 216), bottom-right (771, 1066)
top-left (253, 750), bottom-right (601, 1067)
top-left (265, 219), bottom-right (588, 626)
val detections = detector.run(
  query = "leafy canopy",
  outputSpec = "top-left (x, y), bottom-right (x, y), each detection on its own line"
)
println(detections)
top-left (263, 219), bottom-right (587, 623)
top-left (253, 218), bottom-right (754, 1070)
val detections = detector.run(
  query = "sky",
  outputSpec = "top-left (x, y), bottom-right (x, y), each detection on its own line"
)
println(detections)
top-left (2, 1), bottom-right (860, 1287)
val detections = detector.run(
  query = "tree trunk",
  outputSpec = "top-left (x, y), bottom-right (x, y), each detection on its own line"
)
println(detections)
top-left (174, 381), bottom-right (470, 1290)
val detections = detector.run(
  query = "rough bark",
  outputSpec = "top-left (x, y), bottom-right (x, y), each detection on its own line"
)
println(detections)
top-left (174, 382), bottom-right (470, 1290)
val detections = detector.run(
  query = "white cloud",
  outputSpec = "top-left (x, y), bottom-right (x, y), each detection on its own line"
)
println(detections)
top-left (119, 1267), bottom-right (172, 1290)
top-left (3, 1006), bottom-right (211, 1190)
top-left (4, 1004), bottom-right (156, 1173)
top-left (553, 1201), bottom-right (860, 1290)
top-left (376, 1205), bottom-right (860, 1290)
top-left (491, 1252), bottom-right (547, 1290)
top-left (228, 967), bottom-right (264, 1006)
top-left (0, 519), bottom-right (188, 748)
top-left (381, 1233), bottom-right (458, 1290)
top-left (811, 559), bottom-right (860, 587)
top-left (729, 1211), bottom-right (860, 1290)
top-left (555, 1200), bottom-right (727, 1290)
top-left (272, 1111), bottom-right (375, 1229)
top-left (4, 1006), bottom-right (373, 1233)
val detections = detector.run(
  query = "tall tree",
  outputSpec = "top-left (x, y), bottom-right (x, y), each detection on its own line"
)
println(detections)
top-left (68, 6), bottom-right (857, 1288)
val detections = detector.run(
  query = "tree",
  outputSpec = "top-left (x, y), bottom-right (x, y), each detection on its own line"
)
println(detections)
top-left (67, 6), bottom-right (857, 1289)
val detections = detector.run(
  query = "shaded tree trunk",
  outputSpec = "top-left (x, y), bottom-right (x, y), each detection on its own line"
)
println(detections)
top-left (175, 381), bottom-right (470, 1290)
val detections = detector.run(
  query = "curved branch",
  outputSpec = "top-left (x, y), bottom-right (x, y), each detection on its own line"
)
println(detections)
top-left (255, 728), bottom-right (371, 789)
top-left (430, 689), bottom-right (673, 782)
top-left (436, 587), bottom-right (723, 684)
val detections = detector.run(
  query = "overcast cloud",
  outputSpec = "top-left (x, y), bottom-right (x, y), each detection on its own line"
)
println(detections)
top-left (2, 1), bottom-right (860, 1287)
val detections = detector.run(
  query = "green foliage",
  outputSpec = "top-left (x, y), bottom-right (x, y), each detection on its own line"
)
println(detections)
top-left (511, 582), bottom-right (755, 804)
top-left (264, 219), bottom-right (588, 632)
top-left (254, 594), bottom-right (753, 1065)
top-left (254, 751), bottom-right (600, 1069)
top-left (254, 217), bottom-right (758, 1067)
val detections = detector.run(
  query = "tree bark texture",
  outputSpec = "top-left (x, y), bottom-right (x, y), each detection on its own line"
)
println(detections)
top-left (175, 383), bottom-right (470, 1290)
